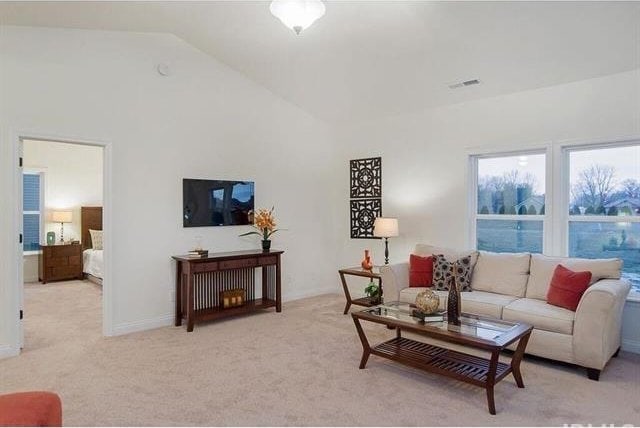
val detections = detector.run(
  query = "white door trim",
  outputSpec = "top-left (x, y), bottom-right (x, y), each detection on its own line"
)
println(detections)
top-left (10, 130), bottom-right (114, 353)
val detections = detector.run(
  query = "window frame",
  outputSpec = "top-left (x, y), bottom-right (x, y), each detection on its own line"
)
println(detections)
top-left (22, 169), bottom-right (45, 255)
top-left (469, 147), bottom-right (552, 254)
top-left (468, 137), bottom-right (640, 301)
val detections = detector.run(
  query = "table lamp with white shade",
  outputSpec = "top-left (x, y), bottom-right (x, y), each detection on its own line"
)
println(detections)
top-left (51, 210), bottom-right (72, 243)
top-left (373, 217), bottom-right (399, 265)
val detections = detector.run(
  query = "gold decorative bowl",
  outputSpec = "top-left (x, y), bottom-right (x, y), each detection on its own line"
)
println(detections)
top-left (415, 289), bottom-right (440, 315)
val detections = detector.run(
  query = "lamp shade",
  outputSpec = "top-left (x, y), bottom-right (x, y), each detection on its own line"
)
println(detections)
top-left (52, 211), bottom-right (72, 223)
top-left (373, 217), bottom-right (399, 238)
top-left (270, 0), bottom-right (326, 35)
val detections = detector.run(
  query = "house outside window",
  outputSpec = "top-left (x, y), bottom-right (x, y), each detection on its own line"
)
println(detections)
top-left (472, 152), bottom-right (547, 254)
top-left (567, 144), bottom-right (640, 292)
top-left (23, 173), bottom-right (43, 252)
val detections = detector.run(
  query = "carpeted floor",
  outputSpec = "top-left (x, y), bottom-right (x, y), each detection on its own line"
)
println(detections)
top-left (1, 281), bottom-right (639, 426)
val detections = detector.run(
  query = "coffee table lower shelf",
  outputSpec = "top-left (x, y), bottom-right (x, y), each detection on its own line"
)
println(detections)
top-left (372, 337), bottom-right (512, 387)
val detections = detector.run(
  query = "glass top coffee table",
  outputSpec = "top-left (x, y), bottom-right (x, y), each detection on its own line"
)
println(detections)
top-left (351, 302), bottom-right (533, 415)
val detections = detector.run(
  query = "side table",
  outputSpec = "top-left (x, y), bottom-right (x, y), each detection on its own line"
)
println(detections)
top-left (338, 267), bottom-right (383, 314)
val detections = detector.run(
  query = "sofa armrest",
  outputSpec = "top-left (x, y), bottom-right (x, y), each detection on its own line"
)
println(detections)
top-left (573, 278), bottom-right (631, 369)
top-left (380, 262), bottom-right (409, 303)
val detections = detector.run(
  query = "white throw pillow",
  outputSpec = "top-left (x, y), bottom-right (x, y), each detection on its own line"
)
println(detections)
top-left (89, 229), bottom-right (103, 250)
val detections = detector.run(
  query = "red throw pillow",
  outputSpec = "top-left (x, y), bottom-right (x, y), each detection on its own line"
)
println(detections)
top-left (546, 264), bottom-right (592, 311)
top-left (409, 254), bottom-right (434, 287)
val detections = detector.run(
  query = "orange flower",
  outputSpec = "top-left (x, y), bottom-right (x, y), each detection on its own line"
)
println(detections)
top-left (239, 207), bottom-right (280, 241)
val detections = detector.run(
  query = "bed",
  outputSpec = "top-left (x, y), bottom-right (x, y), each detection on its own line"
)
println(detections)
top-left (81, 206), bottom-right (103, 284)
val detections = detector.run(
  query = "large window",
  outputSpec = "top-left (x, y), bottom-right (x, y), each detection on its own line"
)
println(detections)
top-left (470, 141), bottom-right (640, 295)
top-left (568, 144), bottom-right (640, 291)
top-left (23, 173), bottom-right (42, 252)
top-left (473, 152), bottom-right (546, 253)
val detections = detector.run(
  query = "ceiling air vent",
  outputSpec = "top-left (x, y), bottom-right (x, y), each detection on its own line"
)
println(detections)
top-left (448, 79), bottom-right (481, 89)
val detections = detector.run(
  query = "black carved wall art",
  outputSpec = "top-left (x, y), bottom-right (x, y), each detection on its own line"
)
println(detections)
top-left (350, 157), bottom-right (382, 199)
top-left (350, 199), bottom-right (382, 239)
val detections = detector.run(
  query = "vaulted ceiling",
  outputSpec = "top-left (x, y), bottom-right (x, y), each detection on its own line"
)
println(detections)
top-left (2, 1), bottom-right (639, 124)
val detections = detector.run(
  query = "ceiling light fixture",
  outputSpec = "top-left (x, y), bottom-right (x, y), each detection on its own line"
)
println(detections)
top-left (270, 0), bottom-right (326, 35)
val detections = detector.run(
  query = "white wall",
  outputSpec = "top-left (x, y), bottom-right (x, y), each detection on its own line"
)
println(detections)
top-left (335, 69), bottom-right (640, 264)
top-left (24, 139), bottom-right (104, 243)
top-left (0, 26), bottom-right (341, 351)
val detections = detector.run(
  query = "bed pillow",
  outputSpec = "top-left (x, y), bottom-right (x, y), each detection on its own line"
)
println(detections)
top-left (89, 229), bottom-right (103, 250)
top-left (409, 254), bottom-right (434, 287)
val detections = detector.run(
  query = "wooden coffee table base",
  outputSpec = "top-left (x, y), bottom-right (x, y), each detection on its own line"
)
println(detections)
top-left (353, 318), bottom-right (531, 415)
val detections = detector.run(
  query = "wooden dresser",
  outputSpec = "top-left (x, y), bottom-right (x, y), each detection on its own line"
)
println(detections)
top-left (39, 243), bottom-right (83, 284)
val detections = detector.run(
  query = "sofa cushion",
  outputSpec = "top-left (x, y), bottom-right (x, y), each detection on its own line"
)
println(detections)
top-left (503, 298), bottom-right (575, 335)
top-left (471, 251), bottom-right (531, 297)
top-left (546, 265), bottom-right (592, 311)
top-left (399, 287), bottom-right (448, 311)
top-left (526, 254), bottom-right (622, 300)
top-left (409, 254), bottom-right (433, 287)
top-left (461, 291), bottom-right (519, 319)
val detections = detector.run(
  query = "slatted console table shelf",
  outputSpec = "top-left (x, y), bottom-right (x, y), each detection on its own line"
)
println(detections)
top-left (172, 250), bottom-right (284, 332)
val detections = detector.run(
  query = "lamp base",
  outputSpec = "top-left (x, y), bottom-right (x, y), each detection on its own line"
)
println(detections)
top-left (384, 237), bottom-right (390, 265)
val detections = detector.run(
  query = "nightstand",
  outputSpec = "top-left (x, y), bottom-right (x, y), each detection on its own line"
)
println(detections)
top-left (39, 243), bottom-right (83, 283)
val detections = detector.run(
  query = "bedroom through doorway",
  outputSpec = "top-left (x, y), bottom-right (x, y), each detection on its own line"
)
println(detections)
top-left (20, 138), bottom-right (105, 350)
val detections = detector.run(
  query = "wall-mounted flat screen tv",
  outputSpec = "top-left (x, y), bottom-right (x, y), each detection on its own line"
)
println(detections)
top-left (183, 179), bottom-right (255, 227)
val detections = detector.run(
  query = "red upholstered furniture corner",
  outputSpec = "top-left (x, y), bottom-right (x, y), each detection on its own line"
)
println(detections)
top-left (0, 391), bottom-right (62, 427)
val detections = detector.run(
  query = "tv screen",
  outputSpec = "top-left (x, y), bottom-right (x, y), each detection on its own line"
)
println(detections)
top-left (183, 179), bottom-right (255, 227)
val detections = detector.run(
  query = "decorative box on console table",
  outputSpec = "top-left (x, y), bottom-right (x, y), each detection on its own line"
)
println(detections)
top-left (172, 249), bottom-right (284, 332)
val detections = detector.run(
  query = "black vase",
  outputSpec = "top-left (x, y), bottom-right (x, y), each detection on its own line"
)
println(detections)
top-left (261, 239), bottom-right (271, 252)
top-left (447, 273), bottom-right (461, 325)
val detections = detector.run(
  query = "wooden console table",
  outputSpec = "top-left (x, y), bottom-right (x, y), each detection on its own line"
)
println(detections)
top-left (172, 250), bottom-right (284, 332)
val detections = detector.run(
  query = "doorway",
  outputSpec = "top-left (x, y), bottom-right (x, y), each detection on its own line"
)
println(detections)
top-left (14, 135), bottom-right (113, 350)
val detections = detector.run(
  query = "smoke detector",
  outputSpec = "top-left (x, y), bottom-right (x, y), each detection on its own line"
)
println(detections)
top-left (448, 79), bottom-right (481, 89)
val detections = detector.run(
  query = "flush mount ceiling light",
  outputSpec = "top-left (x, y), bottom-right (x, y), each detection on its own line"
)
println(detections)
top-left (270, 0), bottom-right (326, 35)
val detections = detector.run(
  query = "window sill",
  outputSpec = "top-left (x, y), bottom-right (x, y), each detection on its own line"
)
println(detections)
top-left (23, 250), bottom-right (41, 256)
top-left (627, 291), bottom-right (640, 303)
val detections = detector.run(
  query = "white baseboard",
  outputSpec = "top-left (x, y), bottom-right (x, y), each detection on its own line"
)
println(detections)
top-left (0, 344), bottom-right (20, 359)
top-left (621, 339), bottom-right (640, 354)
top-left (284, 287), bottom-right (339, 303)
top-left (111, 314), bottom-right (174, 336)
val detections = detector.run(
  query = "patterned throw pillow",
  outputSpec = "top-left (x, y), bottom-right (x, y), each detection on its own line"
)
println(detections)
top-left (89, 229), bottom-right (103, 250)
top-left (432, 254), bottom-right (473, 292)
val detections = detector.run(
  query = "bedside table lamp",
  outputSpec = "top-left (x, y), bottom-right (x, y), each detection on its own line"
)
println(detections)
top-left (373, 217), bottom-right (399, 265)
top-left (52, 211), bottom-right (72, 243)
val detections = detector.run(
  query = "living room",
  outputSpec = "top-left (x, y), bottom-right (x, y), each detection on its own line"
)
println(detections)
top-left (0, 1), bottom-right (638, 426)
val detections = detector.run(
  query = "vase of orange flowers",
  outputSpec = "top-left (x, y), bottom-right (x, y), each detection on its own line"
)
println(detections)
top-left (239, 207), bottom-right (280, 252)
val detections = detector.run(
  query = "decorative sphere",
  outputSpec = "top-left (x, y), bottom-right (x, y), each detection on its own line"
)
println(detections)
top-left (415, 289), bottom-right (440, 314)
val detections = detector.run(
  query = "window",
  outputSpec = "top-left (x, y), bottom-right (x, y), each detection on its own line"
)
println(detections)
top-left (23, 173), bottom-right (42, 252)
top-left (473, 152), bottom-right (546, 253)
top-left (567, 144), bottom-right (640, 292)
top-left (470, 141), bottom-right (640, 296)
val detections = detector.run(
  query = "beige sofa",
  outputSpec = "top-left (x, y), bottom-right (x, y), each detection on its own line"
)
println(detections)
top-left (380, 244), bottom-right (631, 380)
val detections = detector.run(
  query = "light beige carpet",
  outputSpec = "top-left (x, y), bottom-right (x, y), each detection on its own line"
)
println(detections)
top-left (1, 281), bottom-right (639, 426)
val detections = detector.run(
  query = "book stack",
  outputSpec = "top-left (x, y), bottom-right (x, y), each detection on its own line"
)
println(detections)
top-left (411, 309), bottom-right (445, 322)
top-left (186, 249), bottom-right (209, 258)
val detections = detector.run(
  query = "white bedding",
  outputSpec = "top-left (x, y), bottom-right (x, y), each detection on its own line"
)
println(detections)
top-left (83, 248), bottom-right (104, 279)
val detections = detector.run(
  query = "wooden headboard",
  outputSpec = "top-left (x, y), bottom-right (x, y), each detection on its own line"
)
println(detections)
top-left (81, 206), bottom-right (103, 251)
